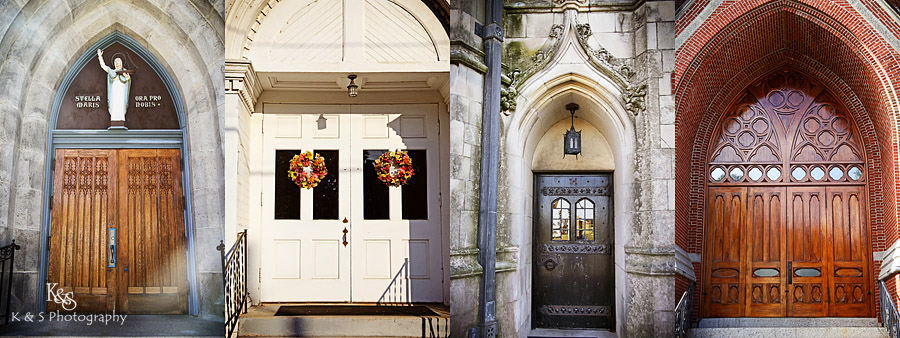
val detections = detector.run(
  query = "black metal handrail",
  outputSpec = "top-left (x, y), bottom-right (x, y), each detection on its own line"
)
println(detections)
top-left (0, 240), bottom-right (21, 325)
top-left (218, 230), bottom-right (248, 338)
top-left (675, 281), bottom-right (695, 338)
top-left (880, 280), bottom-right (900, 338)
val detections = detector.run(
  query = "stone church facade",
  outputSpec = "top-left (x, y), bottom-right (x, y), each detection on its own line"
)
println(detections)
top-left (0, 0), bottom-right (225, 320)
top-left (676, 0), bottom-right (900, 332)
top-left (451, 0), bottom-right (676, 336)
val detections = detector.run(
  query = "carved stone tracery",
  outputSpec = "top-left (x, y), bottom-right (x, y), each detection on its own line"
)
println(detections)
top-left (501, 17), bottom-right (646, 115)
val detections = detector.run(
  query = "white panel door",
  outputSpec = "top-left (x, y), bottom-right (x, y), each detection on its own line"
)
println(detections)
top-left (261, 106), bottom-right (352, 301)
top-left (349, 105), bottom-right (442, 302)
top-left (260, 104), bottom-right (442, 303)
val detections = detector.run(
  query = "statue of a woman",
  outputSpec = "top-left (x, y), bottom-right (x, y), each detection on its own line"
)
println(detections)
top-left (97, 49), bottom-right (132, 127)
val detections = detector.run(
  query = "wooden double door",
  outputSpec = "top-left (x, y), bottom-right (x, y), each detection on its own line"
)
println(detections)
top-left (704, 185), bottom-right (871, 317)
top-left (48, 149), bottom-right (188, 313)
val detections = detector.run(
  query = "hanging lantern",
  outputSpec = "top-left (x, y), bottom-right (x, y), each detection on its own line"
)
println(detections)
top-left (563, 103), bottom-right (581, 157)
top-left (347, 74), bottom-right (359, 97)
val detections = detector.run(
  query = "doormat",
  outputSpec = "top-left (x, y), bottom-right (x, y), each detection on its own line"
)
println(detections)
top-left (274, 305), bottom-right (440, 317)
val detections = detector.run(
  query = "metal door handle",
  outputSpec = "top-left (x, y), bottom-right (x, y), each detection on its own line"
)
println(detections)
top-left (108, 228), bottom-right (116, 268)
top-left (788, 261), bottom-right (792, 285)
top-left (342, 227), bottom-right (348, 247)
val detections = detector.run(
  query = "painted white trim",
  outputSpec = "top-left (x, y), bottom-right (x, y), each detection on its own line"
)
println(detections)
top-left (675, 245), bottom-right (697, 281)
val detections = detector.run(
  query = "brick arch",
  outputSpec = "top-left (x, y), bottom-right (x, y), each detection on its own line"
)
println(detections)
top-left (674, 0), bottom-right (900, 318)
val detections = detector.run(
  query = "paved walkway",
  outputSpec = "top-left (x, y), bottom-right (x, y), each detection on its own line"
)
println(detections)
top-left (0, 315), bottom-right (223, 337)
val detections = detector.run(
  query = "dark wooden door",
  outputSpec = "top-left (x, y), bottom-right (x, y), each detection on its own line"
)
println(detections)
top-left (532, 174), bottom-right (613, 329)
top-left (702, 69), bottom-right (872, 318)
top-left (48, 149), bottom-right (187, 313)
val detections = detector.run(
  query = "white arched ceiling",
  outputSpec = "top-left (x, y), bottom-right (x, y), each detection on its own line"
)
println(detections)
top-left (238, 0), bottom-right (449, 73)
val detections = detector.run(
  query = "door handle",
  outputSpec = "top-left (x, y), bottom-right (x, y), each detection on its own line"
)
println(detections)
top-left (108, 228), bottom-right (116, 268)
top-left (788, 261), bottom-right (792, 285)
top-left (342, 227), bottom-right (348, 247)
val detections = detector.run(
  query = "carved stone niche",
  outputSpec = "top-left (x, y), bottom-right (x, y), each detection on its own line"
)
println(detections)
top-left (58, 42), bottom-right (179, 130)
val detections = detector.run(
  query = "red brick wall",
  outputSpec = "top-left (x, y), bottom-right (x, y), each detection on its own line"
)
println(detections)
top-left (674, 0), bottom-right (900, 316)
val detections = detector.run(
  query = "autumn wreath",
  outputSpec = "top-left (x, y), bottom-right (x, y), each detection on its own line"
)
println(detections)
top-left (288, 151), bottom-right (328, 189)
top-left (374, 150), bottom-right (415, 187)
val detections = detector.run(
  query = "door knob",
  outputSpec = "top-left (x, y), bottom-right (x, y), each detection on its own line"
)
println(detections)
top-left (342, 217), bottom-right (349, 223)
top-left (342, 227), bottom-right (348, 247)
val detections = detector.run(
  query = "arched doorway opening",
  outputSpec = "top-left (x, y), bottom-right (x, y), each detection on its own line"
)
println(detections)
top-left (530, 116), bottom-right (616, 329)
top-left (702, 68), bottom-right (872, 317)
top-left (39, 31), bottom-right (197, 314)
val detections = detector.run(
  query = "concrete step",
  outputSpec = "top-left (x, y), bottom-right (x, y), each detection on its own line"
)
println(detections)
top-left (690, 317), bottom-right (887, 338)
top-left (688, 327), bottom-right (888, 338)
top-left (237, 304), bottom-right (449, 338)
top-left (698, 317), bottom-right (881, 328)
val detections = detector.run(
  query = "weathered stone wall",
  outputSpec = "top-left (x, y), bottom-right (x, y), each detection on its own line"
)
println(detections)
top-left (449, 0), bottom-right (486, 334)
top-left (451, 0), bottom-right (675, 337)
top-left (0, 0), bottom-right (225, 319)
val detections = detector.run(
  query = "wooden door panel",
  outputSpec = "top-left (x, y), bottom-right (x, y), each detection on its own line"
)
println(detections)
top-left (786, 187), bottom-right (827, 317)
top-left (532, 175), bottom-right (613, 329)
top-left (48, 149), bottom-right (117, 312)
top-left (827, 186), bottom-right (871, 317)
top-left (704, 187), bottom-right (745, 317)
top-left (745, 187), bottom-right (786, 317)
top-left (117, 149), bottom-right (187, 314)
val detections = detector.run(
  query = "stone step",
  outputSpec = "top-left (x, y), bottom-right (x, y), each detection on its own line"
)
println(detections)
top-left (698, 317), bottom-right (881, 328)
top-left (237, 304), bottom-right (449, 338)
top-left (688, 327), bottom-right (888, 338)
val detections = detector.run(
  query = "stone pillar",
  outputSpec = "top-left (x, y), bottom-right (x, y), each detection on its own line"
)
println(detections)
top-left (449, 0), bottom-right (488, 335)
top-left (623, 1), bottom-right (677, 336)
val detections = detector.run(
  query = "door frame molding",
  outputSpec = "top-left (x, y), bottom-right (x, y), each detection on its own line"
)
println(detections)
top-left (531, 171), bottom-right (615, 329)
top-left (39, 31), bottom-right (199, 315)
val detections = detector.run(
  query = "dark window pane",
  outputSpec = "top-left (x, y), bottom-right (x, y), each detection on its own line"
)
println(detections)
top-left (402, 150), bottom-right (428, 219)
top-left (313, 150), bottom-right (339, 220)
top-left (364, 149), bottom-right (389, 220)
top-left (275, 150), bottom-right (301, 220)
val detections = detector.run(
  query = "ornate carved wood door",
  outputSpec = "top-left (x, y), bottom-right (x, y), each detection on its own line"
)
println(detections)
top-left (48, 149), bottom-right (188, 313)
top-left (702, 70), bottom-right (872, 318)
top-left (533, 174), bottom-right (613, 329)
top-left (49, 149), bottom-right (118, 312)
top-left (116, 149), bottom-right (188, 313)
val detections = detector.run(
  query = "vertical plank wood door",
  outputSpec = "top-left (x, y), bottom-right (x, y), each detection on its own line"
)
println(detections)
top-left (117, 149), bottom-right (188, 314)
top-left (826, 186), bottom-right (871, 317)
top-left (786, 187), bottom-right (828, 317)
top-left (48, 149), bottom-right (187, 314)
top-left (48, 149), bottom-right (117, 312)
top-left (703, 69), bottom-right (873, 318)
top-left (745, 187), bottom-right (786, 317)
top-left (704, 187), bottom-right (745, 317)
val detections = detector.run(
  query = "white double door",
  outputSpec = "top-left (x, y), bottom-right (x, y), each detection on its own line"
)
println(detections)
top-left (260, 104), bottom-right (442, 303)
